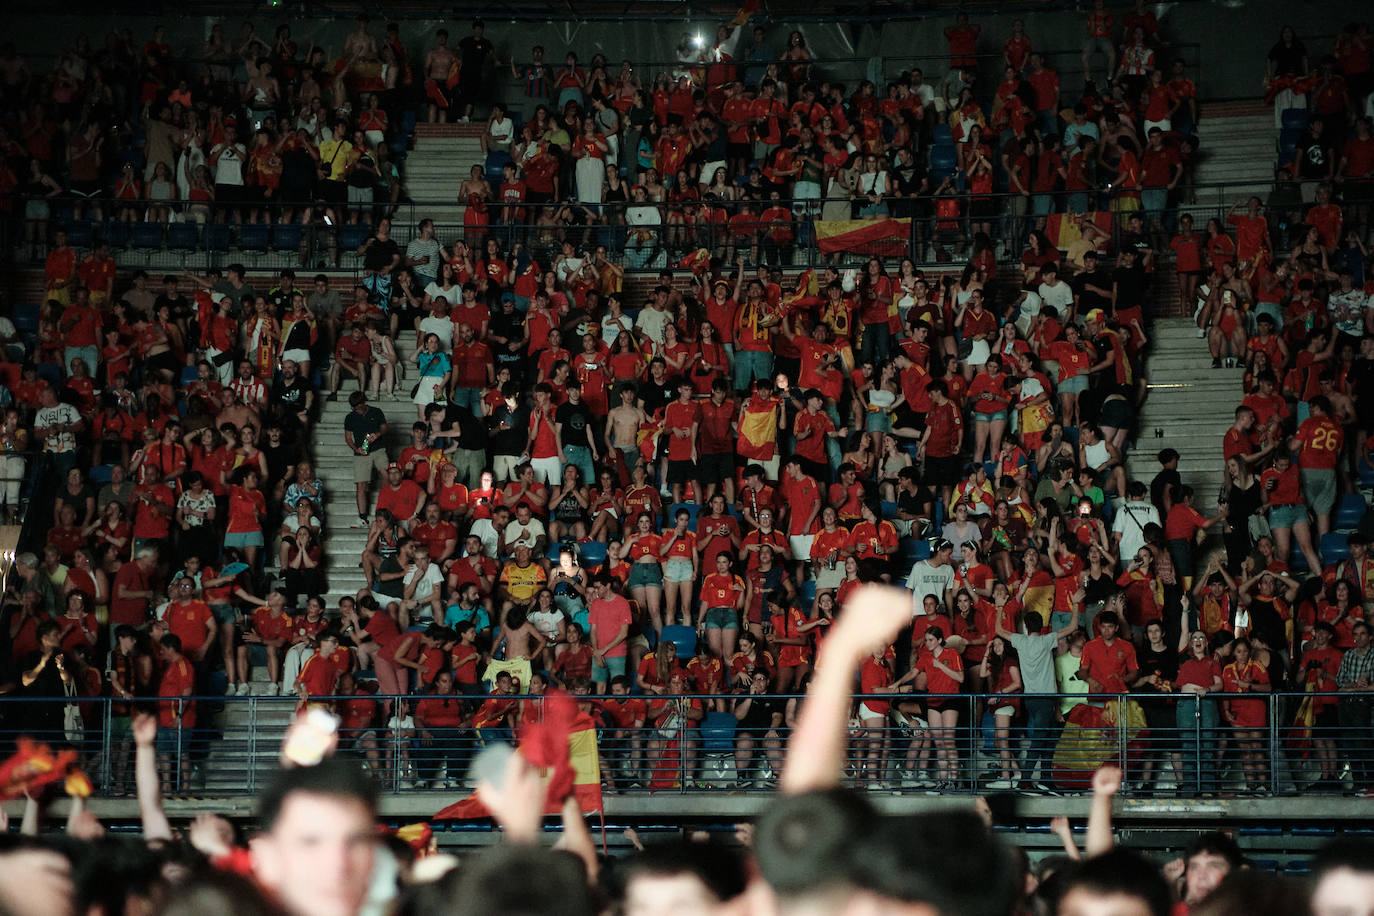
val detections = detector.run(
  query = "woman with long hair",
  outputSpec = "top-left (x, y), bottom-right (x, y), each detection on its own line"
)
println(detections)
top-left (979, 635), bottom-right (1023, 787)
top-left (624, 512), bottom-right (665, 636)
top-left (1222, 637), bottom-right (1271, 793)
top-left (915, 625), bottom-right (965, 789)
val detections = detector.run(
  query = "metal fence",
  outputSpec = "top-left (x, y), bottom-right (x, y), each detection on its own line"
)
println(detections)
top-left (4, 690), bottom-right (1369, 798)
top-left (6, 175), bottom-right (1295, 277)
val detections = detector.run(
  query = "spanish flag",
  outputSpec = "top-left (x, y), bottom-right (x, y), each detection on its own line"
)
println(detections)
top-left (729, 0), bottom-right (761, 28)
top-left (1044, 211), bottom-right (1114, 251)
top-left (0, 738), bottom-right (91, 800)
top-left (434, 690), bottom-right (603, 820)
top-left (814, 218), bottom-right (913, 257)
top-left (736, 396), bottom-right (779, 461)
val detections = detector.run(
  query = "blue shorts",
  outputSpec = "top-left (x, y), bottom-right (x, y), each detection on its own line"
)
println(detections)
top-left (1058, 374), bottom-right (1088, 394)
top-left (704, 606), bottom-right (737, 629)
top-left (628, 562), bottom-right (663, 589)
top-left (210, 603), bottom-right (236, 625)
top-left (974, 409), bottom-right (1009, 424)
top-left (225, 530), bottom-right (264, 548)
top-left (156, 726), bottom-right (189, 759)
top-left (663, 558), bottom-right (695, 583)
top-left (591, 655), bottom-right (628, 683)
top-left (865, 411), bottom-right (892, 433)
top-left (1268, 503), bottom-right (1307, 530)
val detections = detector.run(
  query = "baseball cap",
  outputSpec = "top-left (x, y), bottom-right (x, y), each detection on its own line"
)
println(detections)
top-left (386, 462), bottom-right (401, 471)
top-left (1084, 308), bottom-right (1106, 324)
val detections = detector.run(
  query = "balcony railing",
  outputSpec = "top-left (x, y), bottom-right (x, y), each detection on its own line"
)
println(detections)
top-left (7, 690), bottom-right (1367, 798)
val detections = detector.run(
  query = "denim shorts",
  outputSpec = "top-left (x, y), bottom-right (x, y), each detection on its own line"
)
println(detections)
top-left (663, 558), bottom-right (695, 583)
top-left (1268, 503), bottom-right (1308, 530)
top-left (1058, 373), bottom-right (1088, 394)
top-left (591, 655), bottom-right (627, 683)
top-left (628, 561), bottom-right (663, 588)
top-left (973, 409), bottom-right (1008, 424)
top-left (704, 606), bottom-right (737, 629)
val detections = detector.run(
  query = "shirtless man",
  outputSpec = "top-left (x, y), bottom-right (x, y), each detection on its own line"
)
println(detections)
top-left (215, 389), bottom-right (261, 439)
top-left (424, 29), bottom-right (456, 123)
top-left (606, 382), bottom-right (648, 473)
top-left (343, 14), bottom-right (377, 64)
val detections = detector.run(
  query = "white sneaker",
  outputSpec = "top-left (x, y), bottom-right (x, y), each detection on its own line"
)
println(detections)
top-left (224, 681), bottom-right (237, 696)
top-left (235, 682), bottom-right (251, 697)
top-left (1196, 326), bottom-right (1206, 338)
top-left (267, 683), bottom-right (280, 696)
top-left (986, 778), bottom-right (1012, 789)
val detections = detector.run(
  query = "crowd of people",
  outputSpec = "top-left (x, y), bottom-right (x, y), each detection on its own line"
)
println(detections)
top-left (0, 587), bottom-right (1372, 916)
top-left (10, 10), bottom-right (1372, 268)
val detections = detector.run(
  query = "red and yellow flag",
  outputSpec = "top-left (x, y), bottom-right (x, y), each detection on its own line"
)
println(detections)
top-left (434, 690), bottom-right (602, 820)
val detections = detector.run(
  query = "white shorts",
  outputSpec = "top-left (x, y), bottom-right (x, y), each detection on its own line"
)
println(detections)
top-left (530, 456), bottom-right (563, 485)
top-left (859, 702), bottom-right (888, 722)
top-left (282, 348), bottom-right (311, 365)
top-left (789, 535), bottom-right (815, 563)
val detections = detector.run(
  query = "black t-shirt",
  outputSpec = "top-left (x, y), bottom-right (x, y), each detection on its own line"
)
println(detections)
top-left (736, 695), bottom-right (783, 731)
top-left (344, 405), bottom-right (388, 448)
top-left (1112, 264), bottom-right (1146, 311)
top-left (555, 400), bottom-right (594, 448)
top-left (489, 402), bottom-right (530, 455)
top-left (1268, 41), bottom-right (1307, 77)
top-left (489, 310), bottom-right (526, 357)
top-left (458, 36), bottom-right (494, 72)
top-left (363, 237), bottom-right (401, 272)
top-left (1150, 468), bottom-right (1180, 515)
top-left (443, 405), bottom-right (490, 451)
top-left (1298, 131), bottom-right (1333, 180)
top-left (274, 377), bottom-right (312, 413)
top-left (155, 292), bottom-right (192, 322)
top-left (639, 377), bottom-right (675, 415)
top-left (1074, 269), bottom-right (1111, 313)
top-left (1135, 645), bottom-right (1179, 692)
top-left (898, 485), bottom-right (934, 520)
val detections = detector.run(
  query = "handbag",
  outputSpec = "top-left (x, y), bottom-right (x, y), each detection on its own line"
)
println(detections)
top-left (1247, 513), bottom-right (1272, 542)
top-left (657, 709), bottom-right (684, 739)
top-left (63, 677), bottom-right (83, 743)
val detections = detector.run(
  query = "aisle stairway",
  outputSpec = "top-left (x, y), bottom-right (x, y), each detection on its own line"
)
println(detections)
top-left (1183, 100), bottom-right (1277, 221)
top-left (1137, 318), bottom-right (1240, 515)
top-left (399, 124), bottom-right (487, 234)
top-left (313, 335), bottom-right (426, 608)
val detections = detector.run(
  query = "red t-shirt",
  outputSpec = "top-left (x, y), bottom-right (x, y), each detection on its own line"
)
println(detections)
top-left (917, 646), bottom-right (963, 696)
top-left (1295, 416), bottom-right (1344, 470)
top-left (1259, 464), bottom-right (1303, 506)
top-left (158, 657), bottom-right (196, 728)
top-left (377, 479), bottom-right (425, 520)
top-left (1079, 637), bottom-right (1138, 693)
top-left (226, 485), bottom-right (266, 533)
top-left (663, 400), bottom-right (700, 461)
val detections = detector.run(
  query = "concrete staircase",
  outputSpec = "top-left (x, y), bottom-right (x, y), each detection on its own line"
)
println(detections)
top-left (312, 336), bottom-right (427, 608)
top-left (399, 124), bottom-right (488, 235)
top-left (1136, 318), bottom-right (1241, 514)
top-left (1183, 100), bottom-right (1277, 221)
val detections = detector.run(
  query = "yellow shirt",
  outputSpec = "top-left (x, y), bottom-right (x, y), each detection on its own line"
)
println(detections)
top-left (500, 561), bottom-right (547, 603)
top-left (319, 139), bottom-right (354, 181)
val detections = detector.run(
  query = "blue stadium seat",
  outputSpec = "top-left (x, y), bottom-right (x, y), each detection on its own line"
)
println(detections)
top-left (102, 220), bottom-right (130, 250)
top-left (167, 222), bottom-right (199, 251)
top-left (203, 223), bottom-right (232, 251)
top-left (1288, 547), bottom-right (1309, 575)
top-left (238, 223), bottom-right (270, 251)
top-left (932, 124), bottom-right (953, 147)
top-left (1335, 493), bottom-right (1368, 531)
top-left (1359, 458), bottom-right (1374, 490)
top-left (129, 222), bottom-right (164, 250)
top-left (667, 502), bottom-right (701, 531)
top-left (1280, 108), bottom-right (1309, 130)
top-left (659, 626), bottom-right (696, 658)
top-left (1320, 532), bottom-right (1350, 565)
top-left (36, 363), bottom-right (62, 387)
top-left (485, 150), bottom-right (513, 185)
top-left (88, 464), bottom-right (115, 485)
top-left (12, 303), bottom-right (40, 337)
top-left (1278, 127), bottom-right (1302, 155)
top-left (65, 220), bottom-right (95, 249)
top-left (902, 538), bottom-right (931, 561)
top-left (577, 540), bottom-right (608, 569)
top-left (179, 365), bottom-right (199, 387)
top-left (272, 223), bottom-right (303, 251)
top-left (880, 500), bottom-right (898, 520)
top-left (699, 712), bottom-right (737, 752)
top-left (337, 223), bottom-right (370, 252)
top-left (799, 579), bottom-right (817, 607)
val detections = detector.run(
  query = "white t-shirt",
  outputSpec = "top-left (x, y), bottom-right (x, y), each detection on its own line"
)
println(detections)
top-left (36, 403), bottom-right (80, 452)
top-left (1111, 501), bottom-right (1160, 565)
top-left (406, 238), bottom-right (442, 282)
top-left (403, 564), bottom-right (445, 619)
top-left (469, 519), bottom-right (501, 558)
top-left (635, 306), bottom-right (670, 345)
top-left (503, 518), bottom-right (547, 550)
top-left (904, 560), bottom-right (955, 616)
top-left (1038, 280), bottom-right (1075, 313)
top-left (488, 116), bottom-right (515, 145)
top-left (418, 315), bottom-right (455, 350)
top-left (528, 607), bottom-right (566, 640)
top-left (211, 143), bottom-right (246, 185)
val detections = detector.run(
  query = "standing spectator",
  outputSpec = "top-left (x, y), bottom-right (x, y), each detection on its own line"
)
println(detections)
top-left (345, 391), bottom-right (390, 525)
top-left (1337, 621), bottom-right (1374, 794)
top-left (1081, 0), bottom-right (1116, 81)
top-left (456, 19), bottom-right (495, 123)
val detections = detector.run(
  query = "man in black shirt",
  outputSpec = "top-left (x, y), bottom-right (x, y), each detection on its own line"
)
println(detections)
top-left (456, 19), bottom-right (495, 122)
top-left (344, 390), bottom-right (390, 523)
top-left (1073, 250), bottom-right (1112, 318)
top-left (1150, 448), bottom-right (1182, 516)
top-left (154, 274), bottom-right (193, 340)
top-left (488, 381), bottom-right (530, 482)
top-left (272, 360), bottom-right (315, 434)
top-left (1111, 247), bottom-right (1148, 326)
top-left (359, 218), bottom-right (402, 309)
top-left (1297, 118), bottom-right (1335, 185)
top-left (555, 380), bottom-right (598, 485)
top-left (429, 402), bottom-right (489, 488)
top-left (488, 295), bottom-right (528, 386)
top-left (638, 357), bottom-right (675, 416)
